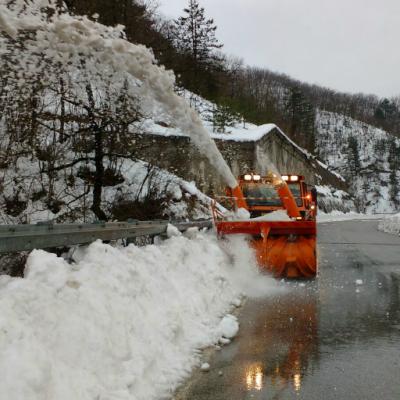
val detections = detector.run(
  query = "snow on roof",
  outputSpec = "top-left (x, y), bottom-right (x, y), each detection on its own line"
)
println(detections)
top-left (144, 119), bottom-right (294, 147)
top-left (141, 119), bottom-right (277, 142)
top-left (210, 124), bottom-right (276, 142)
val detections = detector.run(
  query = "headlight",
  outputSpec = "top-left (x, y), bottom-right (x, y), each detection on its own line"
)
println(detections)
top-left (244, 174), bottom-right (252, 181)
top-left (281, 175), bottom-right (289, 181)
top-left (253, 174), bottom-right (261, 181)
top-left (290, 175), bottom-right (299, 182)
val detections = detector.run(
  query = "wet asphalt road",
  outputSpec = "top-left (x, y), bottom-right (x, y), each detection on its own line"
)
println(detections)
top-left (176, 219), bottom-right (400, 400)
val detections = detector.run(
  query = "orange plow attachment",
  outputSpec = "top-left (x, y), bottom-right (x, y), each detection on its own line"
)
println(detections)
top-left (216, 220), bottom-right (317, 279)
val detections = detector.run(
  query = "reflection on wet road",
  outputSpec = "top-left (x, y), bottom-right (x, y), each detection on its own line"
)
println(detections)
top-left (176, 220), bottom-right (400, 399)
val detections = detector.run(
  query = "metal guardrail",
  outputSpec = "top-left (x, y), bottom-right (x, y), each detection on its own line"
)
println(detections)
top-left (0, 220), bottom-right (213, 254)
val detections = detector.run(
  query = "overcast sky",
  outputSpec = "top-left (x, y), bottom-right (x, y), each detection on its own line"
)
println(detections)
top-left (158, 0), bottom-right (400, 98)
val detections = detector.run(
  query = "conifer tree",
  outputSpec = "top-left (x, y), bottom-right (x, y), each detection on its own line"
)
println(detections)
top-left (285, 86), bottom-right (316, 153)
top-left (211, 103), bottom-right (240, 133)
top-left (173, 0), bottom-right (223, 94)
top-left (388, 138), bottom-right (399, 207)
top-left (347, 136), bottom-right (361, 177)
top-left (174, 0), bottom-right (222, 65)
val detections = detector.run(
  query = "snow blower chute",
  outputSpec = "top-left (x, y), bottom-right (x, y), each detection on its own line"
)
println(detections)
top-left (212, 173), bottom-right (317, 279)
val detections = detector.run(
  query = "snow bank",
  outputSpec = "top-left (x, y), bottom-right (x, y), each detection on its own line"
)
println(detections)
top-left (0, 231), bottom-right (282, 400)
top-left (315, 184), bottom-right (356, 213)
top-left (378, 213), bottom-right (400, 235)
top-left (318, 211), bottom-right (385, 223)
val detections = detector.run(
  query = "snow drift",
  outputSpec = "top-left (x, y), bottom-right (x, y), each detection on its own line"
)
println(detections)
top-left (378, 213), bottom-right (400, 236)
top-left (0, 230), bottom-right (282, 400)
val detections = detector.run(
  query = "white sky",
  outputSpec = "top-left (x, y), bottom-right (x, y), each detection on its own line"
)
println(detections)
top-left (158, 0), bottom-right (400, 98)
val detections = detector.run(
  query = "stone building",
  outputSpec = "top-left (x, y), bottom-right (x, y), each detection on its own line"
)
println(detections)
top-left (132, 123), bottom-right (347, 195)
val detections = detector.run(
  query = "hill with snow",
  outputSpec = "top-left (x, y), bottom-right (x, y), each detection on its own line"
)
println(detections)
top-left (316, 110), bottom-right (400, 213)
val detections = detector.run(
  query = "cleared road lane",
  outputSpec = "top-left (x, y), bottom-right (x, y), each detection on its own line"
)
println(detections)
top-left (176, 219), bottom-right (400, 400)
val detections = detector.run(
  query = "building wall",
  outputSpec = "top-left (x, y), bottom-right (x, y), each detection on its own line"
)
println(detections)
top-left (132, 128), bottom-right (348, 195)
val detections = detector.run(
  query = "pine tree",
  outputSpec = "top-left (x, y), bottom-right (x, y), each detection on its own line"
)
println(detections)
top-left (285, 86), bottom-right (316, 153)
top-left (347, 136), bottom-right (361, 177)
top-left (174, 0), bottom-right (223, 65)
top-left (389, 170), bottom-right (399, 208)
top-left (211, 103), bottom-right (240, 133)
top-left (388, 138), bottom-right (399, 207)
top-left (173, 0), bottom-right (223, 94)
top-left (374, 98), bottom-right (398, 121)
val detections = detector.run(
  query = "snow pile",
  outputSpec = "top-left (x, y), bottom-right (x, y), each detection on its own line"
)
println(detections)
top-left (316, 185), bottom-right (356, 213)
top-left (0, 231), bottom-right (282, 400)
top-left (218, 314), bottom-right (239, 339)
top-left (378, 213), bottom-right (400, 235)
top-left (317, 211), bottom-right (385, 223)
top-left (253, 210), bottom-right (291, 221)
top-left (235, 207), bottom-right (251, 220)
top-left (0, 1), bottom-right (237, 189)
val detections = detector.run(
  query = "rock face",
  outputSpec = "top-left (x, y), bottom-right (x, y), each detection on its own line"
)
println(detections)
top-left (132, 126), bottom-right (348, 195)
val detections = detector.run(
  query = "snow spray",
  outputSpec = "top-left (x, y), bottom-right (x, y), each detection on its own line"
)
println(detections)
top-left (0, 1), bottom-right (237, 188)
top-left (221, 235), bottom-right (285, 298)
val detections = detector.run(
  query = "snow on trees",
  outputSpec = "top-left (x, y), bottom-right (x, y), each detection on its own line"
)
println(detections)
top-left (0, 0), bottom-right (238, 222)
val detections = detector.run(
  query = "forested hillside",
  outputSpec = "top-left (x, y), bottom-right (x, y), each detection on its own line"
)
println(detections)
top-left (63, 0), bottom-right (400, 147)
top-left (316, 111), bottom-right (400, 212)
top-left (62, 0), bottom-right (400, 212)
top-left (1, 0), bottom-right (398, 217)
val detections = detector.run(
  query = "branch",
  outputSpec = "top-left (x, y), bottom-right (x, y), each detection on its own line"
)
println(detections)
top-left (42, 157), bottom-right (94, 173)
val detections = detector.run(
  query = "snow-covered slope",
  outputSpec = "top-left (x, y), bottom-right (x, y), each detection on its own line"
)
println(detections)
top-left (0, 158), bottom-right (213, 224)
top-left (0, 230), bottom-right (281, 400)
top-left (315, 185), bottom-right (355, 213)
top-left (316, 110), bottom-right (400, 213)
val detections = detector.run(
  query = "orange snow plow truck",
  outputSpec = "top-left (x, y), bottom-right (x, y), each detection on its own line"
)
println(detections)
top-left (212, 173), bottom-right (317, 279)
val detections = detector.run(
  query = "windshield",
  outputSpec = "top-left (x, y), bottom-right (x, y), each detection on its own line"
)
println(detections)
top-left (242, 183), bottom-right (282, 206)
top-left (242, 182), bottom-right (303, 207)
top-left (288, 183), bottom-right (303, 207)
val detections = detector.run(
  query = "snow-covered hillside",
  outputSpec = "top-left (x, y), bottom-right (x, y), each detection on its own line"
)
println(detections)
top-left (0, 157), bottom-right (214, 224)
top-left (316, 110), bottom-right (400, 213)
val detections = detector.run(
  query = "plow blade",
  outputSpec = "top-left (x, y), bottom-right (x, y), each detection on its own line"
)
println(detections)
top-left (216, 221), bottom-right (317, 279)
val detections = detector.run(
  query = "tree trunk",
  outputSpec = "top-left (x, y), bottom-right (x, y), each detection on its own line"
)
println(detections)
top-left (86, 84), bottom-right (107, 221)
top-left (91, 124), bottom-right (107, 221)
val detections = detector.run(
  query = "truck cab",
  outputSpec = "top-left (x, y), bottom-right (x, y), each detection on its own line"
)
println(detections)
top-left (230, 173), bottom-right (317, 220)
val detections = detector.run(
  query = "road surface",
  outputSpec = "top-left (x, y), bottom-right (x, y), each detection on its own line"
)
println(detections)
top-left (175, 219), bottom-right (400, 400)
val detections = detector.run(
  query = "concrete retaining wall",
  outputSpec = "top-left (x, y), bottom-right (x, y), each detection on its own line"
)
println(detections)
top-left (132, 127), bottom-right (348, 195)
